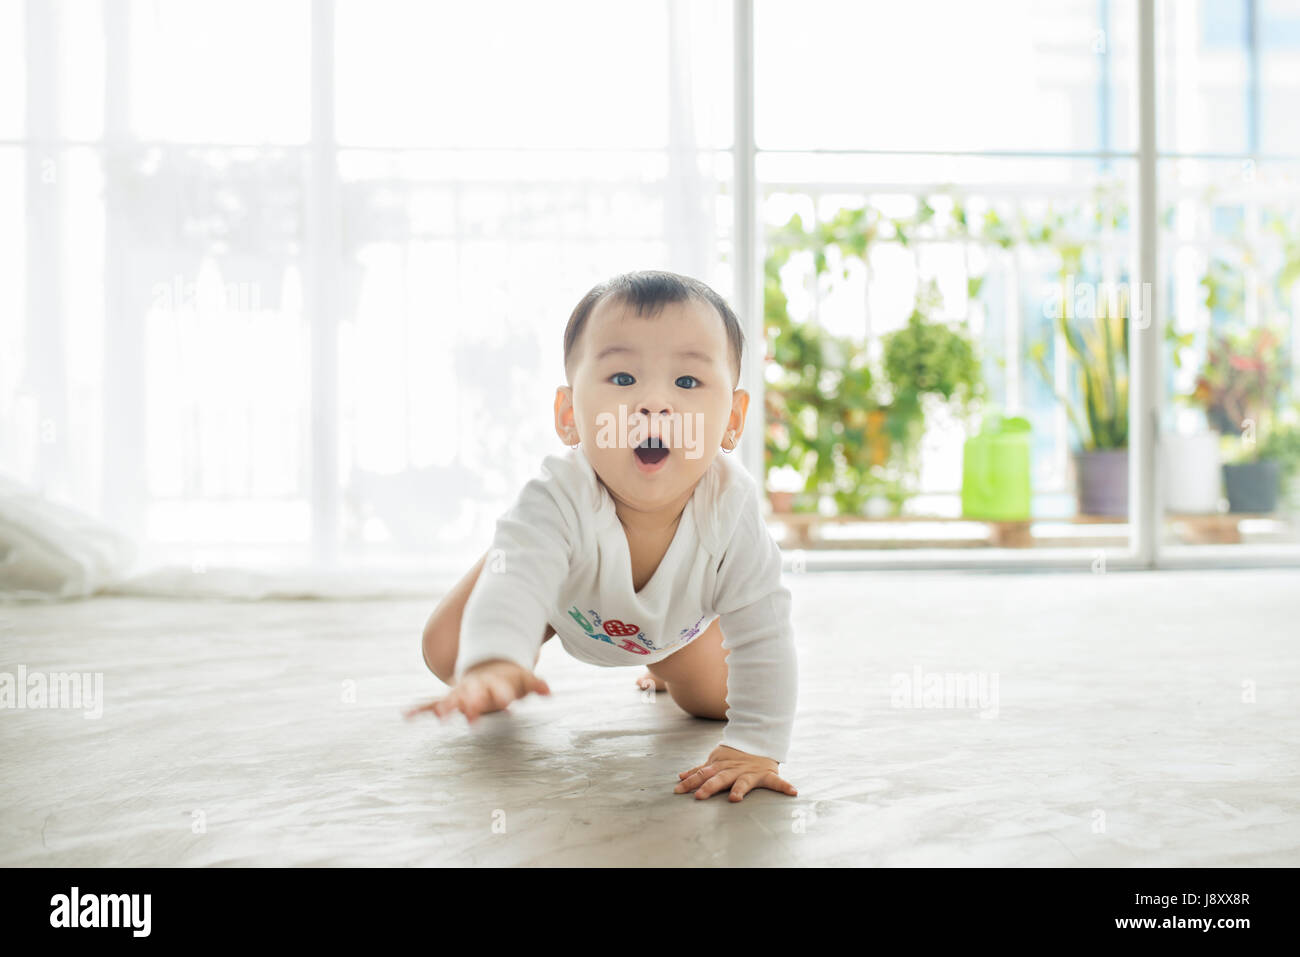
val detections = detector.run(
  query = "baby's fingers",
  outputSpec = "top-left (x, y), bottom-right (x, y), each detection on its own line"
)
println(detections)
top-left (674, 765), bottom-right (715, 793)
top-left (432, 693), bottom-right (462, 720)
top-left (527, 675), bottom-right (552, 697)
top-left (402, 698), bottom-right (443, 720)
top-left (461, 681), bottom-right (493, 722)
top-left (407, 695), bottom-right (463, 722)
top-left (729, 772), bottom-right (797, 801)
top-left (463, 676), bottom-right (518, 722)
top-left (693, 767), bottom-right (739, 800)
top-left (480, 674), bottom-right (521, 713)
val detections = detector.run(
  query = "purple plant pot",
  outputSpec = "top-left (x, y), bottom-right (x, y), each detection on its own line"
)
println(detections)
top-left (1074, 448), bottom-right (1128, 517)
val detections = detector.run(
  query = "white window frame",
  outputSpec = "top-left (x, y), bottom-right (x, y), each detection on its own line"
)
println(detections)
top-left (734, 0), bottom-right (1298, 572)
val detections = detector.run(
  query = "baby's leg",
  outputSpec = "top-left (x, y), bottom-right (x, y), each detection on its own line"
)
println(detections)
top-left (421, 549), bottom-right (554, 685)
top-left (641, 618), bottom-right (729, 720)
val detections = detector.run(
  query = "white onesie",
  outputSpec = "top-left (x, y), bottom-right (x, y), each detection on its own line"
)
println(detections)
top-left (454, 444), bottom-right (798, 764)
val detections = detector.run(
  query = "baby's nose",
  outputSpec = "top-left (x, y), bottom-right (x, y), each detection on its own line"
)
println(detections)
top-left (637, 405), bottom-right (673, 440)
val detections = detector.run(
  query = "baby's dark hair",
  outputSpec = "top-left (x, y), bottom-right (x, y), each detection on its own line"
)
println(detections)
top-left (563, 270), bottom-right (745, 388)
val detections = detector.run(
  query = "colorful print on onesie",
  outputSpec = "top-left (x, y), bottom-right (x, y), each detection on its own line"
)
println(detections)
top-left (566, 605), bottom-right (709, 657)
top-left (565, 605), bottom-right (663, 655)
top-left (678, 614), bottom-right (707, 642)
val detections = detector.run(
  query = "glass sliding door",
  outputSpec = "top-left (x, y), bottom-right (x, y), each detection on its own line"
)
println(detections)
top-left (753, 0), bottom-right (1154, 563)
top-left (1156, 0), bottom-right (1300, 559)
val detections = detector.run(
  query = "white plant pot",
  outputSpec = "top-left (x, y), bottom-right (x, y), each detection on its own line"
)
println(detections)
top-left (1162, 431), bottom-right (1221, 514)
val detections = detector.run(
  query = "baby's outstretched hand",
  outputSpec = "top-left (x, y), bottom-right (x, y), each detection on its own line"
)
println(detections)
top-left (403, 659), bottom-right (551, 724)
top-left (674, 744), bottom-right (798, 802)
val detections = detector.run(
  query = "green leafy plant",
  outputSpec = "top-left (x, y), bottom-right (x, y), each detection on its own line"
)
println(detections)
top-left (976, 187), bottom-right (1135, 453)
top-left (1028, 280), bottom-right (1131, 452)
top-left (762, 180), bottom-right (1270, 508)
top-left (1188, 325), bottom-right (1291, 462)
top-left (764, 226), bottom-right (893, 514)
top-left (881, 280), bottom-right (985, 477)
top-left (1027, 280), bottom-right (1196, 452)
top-left (1201, 256), bottom-right (1246, 315)
top-left (1257, 405), bottom-right (1300, 503)
top-left (764, 202), bottom-right (987, 515)
top-left (764, 188), bottom-right (1136, 511)
top-left (1191, 194), bottom-right (1300, 468)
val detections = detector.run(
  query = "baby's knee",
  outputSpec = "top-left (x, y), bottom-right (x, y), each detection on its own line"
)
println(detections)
top-left (682, 702), bottom-right (728, 722)
top-left (668, 682), bottom-right (728, 722)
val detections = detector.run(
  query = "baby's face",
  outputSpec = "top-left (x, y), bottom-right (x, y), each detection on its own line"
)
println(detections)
top-left (555, 297), bottom-right (748, 513)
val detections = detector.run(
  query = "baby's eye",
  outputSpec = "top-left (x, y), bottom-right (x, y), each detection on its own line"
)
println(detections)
top-left (611, 372), bottom-right (635, 386)
top-left (676, 375), bottom-right (699, 389)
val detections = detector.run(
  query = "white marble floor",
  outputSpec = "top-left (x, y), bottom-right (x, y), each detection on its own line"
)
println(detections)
top-left (1, 568), bottom-right (1296, 866)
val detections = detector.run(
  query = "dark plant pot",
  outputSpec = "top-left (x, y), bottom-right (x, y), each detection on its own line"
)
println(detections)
top-left (1074, 448), bottom-right (1128, 517)
top-left (1223, 459), bottom-right (1279, 513)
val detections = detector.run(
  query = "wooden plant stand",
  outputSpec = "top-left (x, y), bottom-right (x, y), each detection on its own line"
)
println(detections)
top-left (767, 511), bottom-right (1282, 549)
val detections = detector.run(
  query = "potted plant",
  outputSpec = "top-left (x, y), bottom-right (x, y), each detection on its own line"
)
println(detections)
top-left (763, 279), bottom-right (889, 515)
top-left (1029, 277), bottom-right (1130, 516)
top-left (880, 280), bottom-right (986, 495)
top-left (763, 213), bottom-right (905, 516)
top-left (764, 265), bottom-right (983, 516)
top-left (1257, 404), bottom-right (1300, 513)
top-left (1189, 325), bottom-right (1292, 512)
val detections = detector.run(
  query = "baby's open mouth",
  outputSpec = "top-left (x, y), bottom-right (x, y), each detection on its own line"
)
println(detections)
top-left (634, 436), bottom-right (670, 465)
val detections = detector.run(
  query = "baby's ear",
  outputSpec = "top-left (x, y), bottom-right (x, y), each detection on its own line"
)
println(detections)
top-left (730, 386), bottom-right (751, 421)
top-left (553, 386), bottom-right (577, 443)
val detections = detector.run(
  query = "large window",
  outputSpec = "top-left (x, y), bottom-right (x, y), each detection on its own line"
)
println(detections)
top-left (752, 0), bottom-right (1300, 560)
top-left (3, 0), bottom-right (1298, 574)
top-left (1157, 0), bottom-right (1300, 556)
top-left (2, 0), bottom-right (734, 574)
top-left (755, 0), bottom-right (1147, 555)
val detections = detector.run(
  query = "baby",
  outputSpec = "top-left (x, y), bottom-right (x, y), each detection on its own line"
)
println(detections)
top-left (406, 270), bottom-right (798, 803)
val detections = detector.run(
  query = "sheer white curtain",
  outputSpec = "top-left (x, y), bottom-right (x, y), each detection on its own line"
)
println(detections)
top-left (0, 0), bottom-right (736, 596)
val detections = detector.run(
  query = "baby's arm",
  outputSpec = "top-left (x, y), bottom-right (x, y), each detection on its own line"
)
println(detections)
top-left (716, 586), bottom-right (798, 765)
top-left (672, 490), bottom-right (798, 800)
top-left (454, 468), bottom-right (577, 683)
top-left (407, 467), bottom-right (576, 723)
top-left (711, 494), bottom-right (799, 765)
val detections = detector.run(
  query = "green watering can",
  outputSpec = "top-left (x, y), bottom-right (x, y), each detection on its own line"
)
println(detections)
top-left (961, 411), bottom-right (1032, 520)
